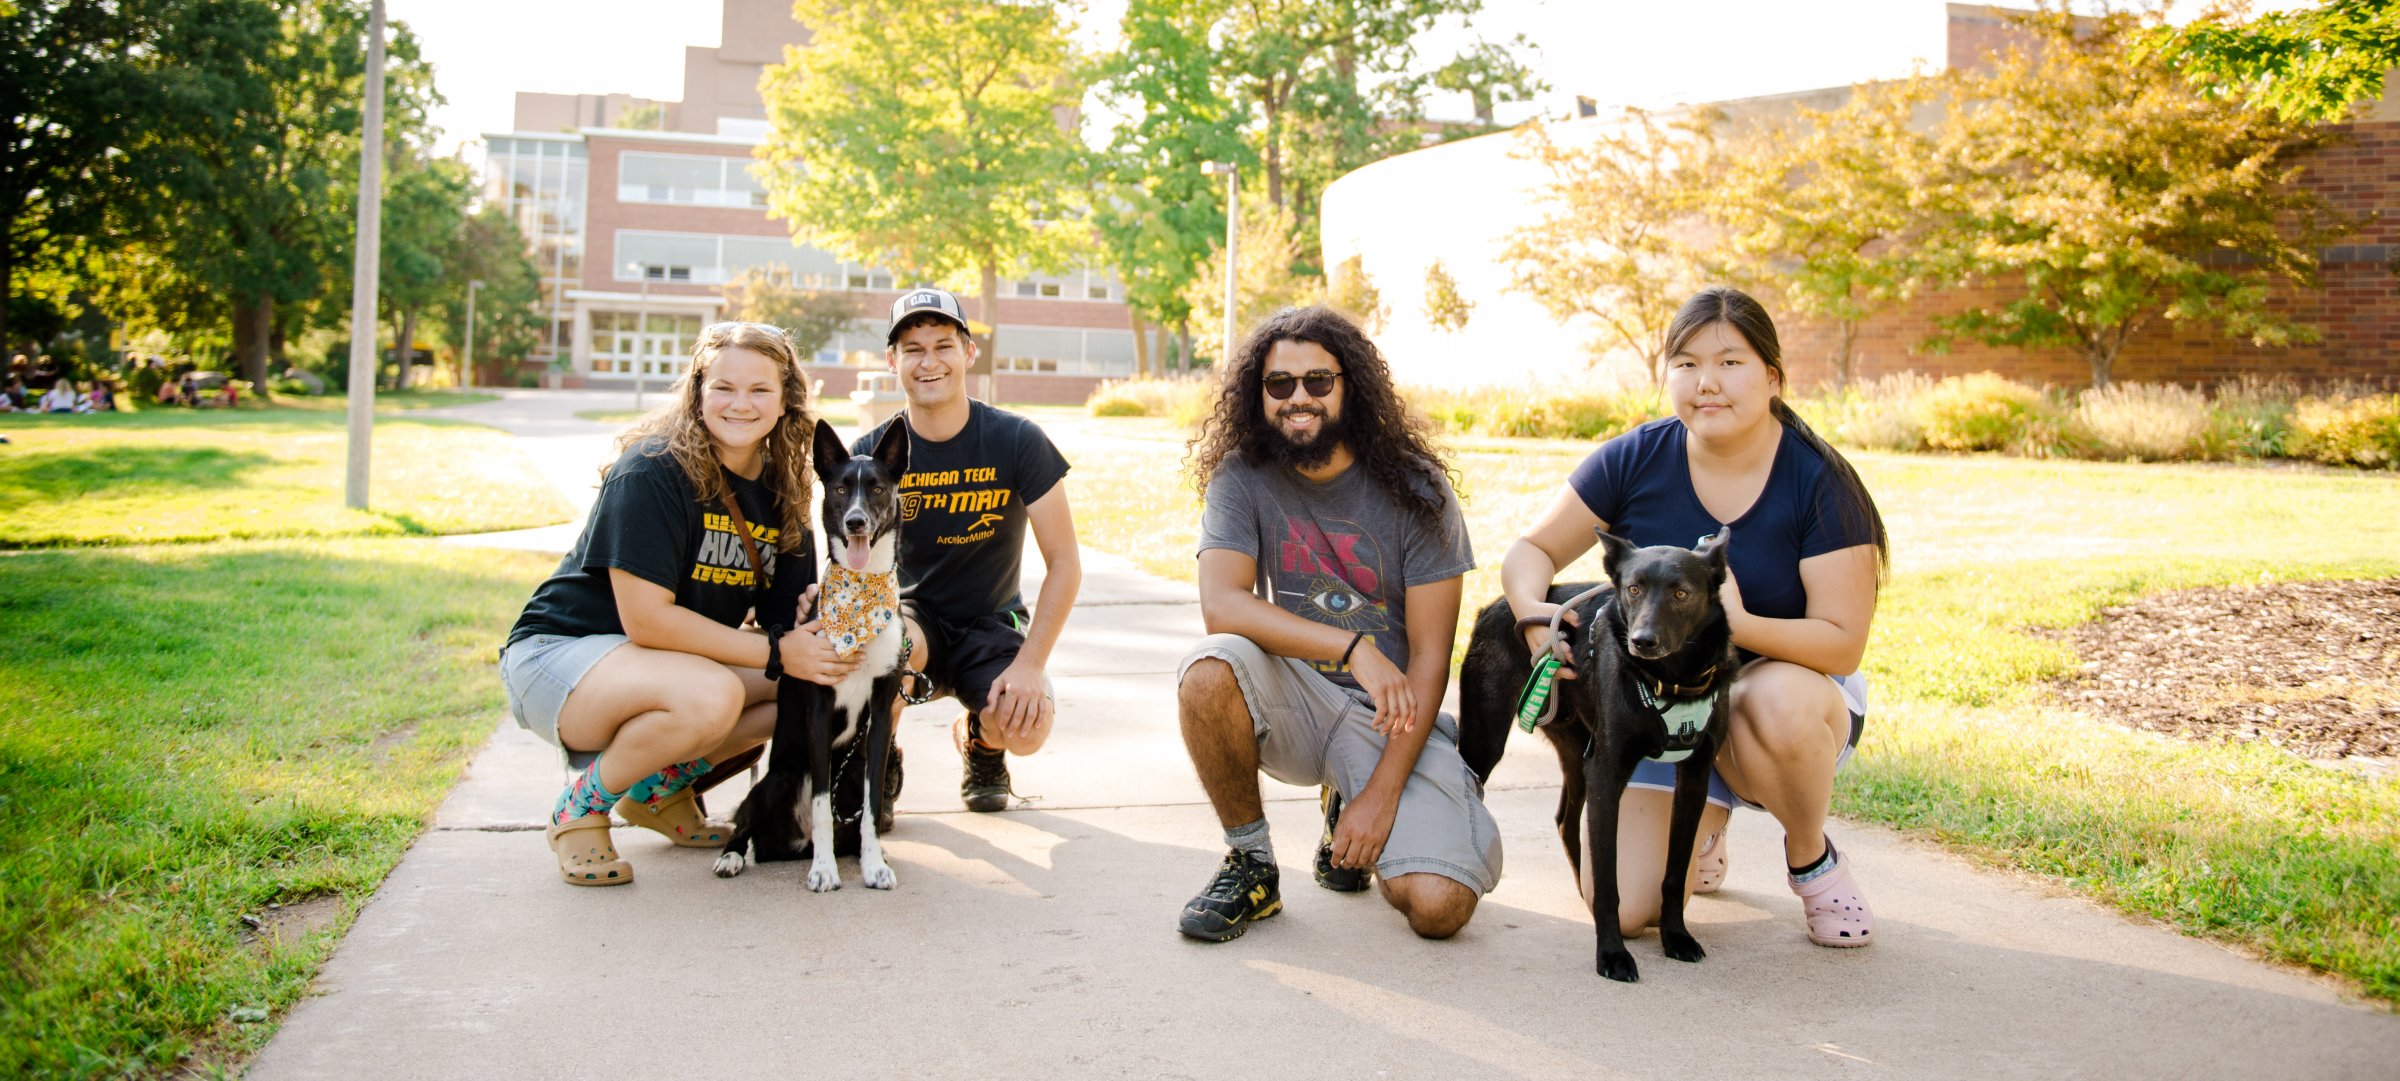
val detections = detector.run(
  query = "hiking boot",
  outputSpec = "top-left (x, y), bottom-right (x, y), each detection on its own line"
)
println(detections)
top-left (1177, 849), bottom-right (1283, 942)
top-left (955, 715), bottom-right (1011, 813)
top-left (1312, 785), bottom-right (1369, 893)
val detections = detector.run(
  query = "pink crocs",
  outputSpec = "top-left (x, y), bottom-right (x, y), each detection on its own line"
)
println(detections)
top-left (1788, 842), bottom-right (1872, 947)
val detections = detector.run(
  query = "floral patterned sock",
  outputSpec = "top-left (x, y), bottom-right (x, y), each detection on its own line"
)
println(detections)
top-left (621, 757), bottom-right (714, 808)
top-left (552, 760), bottom-right (626, 825)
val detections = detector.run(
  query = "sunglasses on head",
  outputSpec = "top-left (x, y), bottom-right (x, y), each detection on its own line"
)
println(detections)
top-left (1261, 369), bottom-right (1341, 400)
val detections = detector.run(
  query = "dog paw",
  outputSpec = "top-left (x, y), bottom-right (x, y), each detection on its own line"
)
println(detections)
top-left (711, 851), bottom-right (746, 878)
top-left (1597, 947), bottom-right (1640, 983)
top-left (860, 859), bottom-right (897, 890)
top-left (1662, 930), bottom-right (1707, 964)
top-left (805, 862), bottom-right (843, 892)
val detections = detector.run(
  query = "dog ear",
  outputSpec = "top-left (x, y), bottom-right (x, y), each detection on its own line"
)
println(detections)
top-left (1696, 526), bottom-right (1731, 588)
top-left (871, 415), bottom-right (910, 476)
top-left (1595, 528), bottom-right (1637, 584)
top-left (812, 419), bottom-right (849, 482)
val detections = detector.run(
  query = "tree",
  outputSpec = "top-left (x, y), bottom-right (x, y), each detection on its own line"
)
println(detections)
top-left (379, 154), bottom-right (473, 389)
top-left (617, 101), bottom-right (663, 131)
top-left (758, 0), bottom-right (1089, 367)
top-left (1422, 257), bottom-right (1471, 332)
top-left (2144, 0), bottom-right (2400, 123)
top-left (1093, 0), bottom-right (1251, 376)
top-left (1430, 36), bottom-right (1547, 126)
top-left (722, 264), bottom-right (861, 362)
top-left (1920, 6), bottom-right (2346, 388)
top-left (1711, 73), bottom-right (1938, 387)
top-left (0, 0), bottom-right (240, 351)
top-left (1181, 200), bottom-right (1320, 365)
top-left (441, 206), bottom-right (545, 382)
top-left (1501, 108), bottom-right (1720, 383)
top-left (1326, 253), bottom-right (1385, 333)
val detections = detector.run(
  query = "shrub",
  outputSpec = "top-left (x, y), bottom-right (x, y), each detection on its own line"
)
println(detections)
top-left (1795, 373), bottom-right (1931, 452)
top-left (2199, 375), bottom-right (2298, 460)
top-left (1085, 376), bottom-right (1217, 427)
top-left (1406, 381), bottom-right (1662, 440)
top-left (2290, 392), bottom-right (2400, 469)
top-left (1915, 372), bottom-right (2054, 453)
top-left (2073, 381), bottom-right (2208, 461)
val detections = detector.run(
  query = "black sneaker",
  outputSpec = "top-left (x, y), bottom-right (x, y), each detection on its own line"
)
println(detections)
top-left (956, 717), bottom-right (1011, 812)
top-left (1178, 848), bottom-right (1283, 941)
top-left (1312, 786), bottom-right (1370, 893)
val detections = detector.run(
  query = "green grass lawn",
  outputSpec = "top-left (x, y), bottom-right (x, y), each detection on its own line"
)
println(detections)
top-left (0, 407), bottom-right (573, 547)
top-left (1057, 416), bottom-right (2400, 1003)
top-left (0, 539), bottom-right (556, 1078)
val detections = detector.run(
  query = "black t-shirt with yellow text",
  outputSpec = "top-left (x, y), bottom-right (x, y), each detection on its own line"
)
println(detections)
top-left (507, 441), bottom-right (814, 648)
top-left (855, 400), bottom-right (1069, 623)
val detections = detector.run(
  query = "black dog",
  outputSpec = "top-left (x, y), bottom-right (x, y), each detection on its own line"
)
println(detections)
top-left (1459, 528), bottom-right (1735, 981)
top-left (714, 418), bottom-right (910, 891)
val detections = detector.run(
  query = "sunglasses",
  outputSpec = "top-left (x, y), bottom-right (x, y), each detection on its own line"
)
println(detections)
top-left (1262, 370), bottom-right (1342, 400)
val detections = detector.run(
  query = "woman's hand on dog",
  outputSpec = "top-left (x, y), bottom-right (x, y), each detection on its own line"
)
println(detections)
top-left (1520, 604), bottom-right (1581, 680)
top-left (1350, 646), bottom-right (1418, 736)
top-left (780, 619), bottom-right (862, 685)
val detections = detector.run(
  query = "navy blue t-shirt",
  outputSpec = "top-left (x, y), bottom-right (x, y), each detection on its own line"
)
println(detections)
top-left (1567, 417), bottom-right (1875, 626)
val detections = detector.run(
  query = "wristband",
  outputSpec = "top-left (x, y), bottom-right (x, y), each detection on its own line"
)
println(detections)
top-left (763, 624), bottom-right (787, 681)
top-left (1338, 630), bottom-right (1365, 668)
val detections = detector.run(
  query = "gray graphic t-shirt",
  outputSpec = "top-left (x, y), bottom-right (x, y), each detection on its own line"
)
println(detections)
top-left (1197, 453), bottom-right (1474, 693)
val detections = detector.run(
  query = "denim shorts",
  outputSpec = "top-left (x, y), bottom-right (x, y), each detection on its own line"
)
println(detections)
top-left (499, 633), bottom-right (628, 768)
top-left (1179, 633), bottom-right (1503, 895)
top-left (1627, 669), bottom-right (1868, 810)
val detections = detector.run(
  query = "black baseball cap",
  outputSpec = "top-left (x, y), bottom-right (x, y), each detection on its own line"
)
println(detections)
top-left (887, 287), bottom-right (970, 343)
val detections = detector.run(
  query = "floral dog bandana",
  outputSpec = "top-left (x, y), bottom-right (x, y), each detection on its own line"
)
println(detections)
top-left (820, 558), bottom-right (897, 659)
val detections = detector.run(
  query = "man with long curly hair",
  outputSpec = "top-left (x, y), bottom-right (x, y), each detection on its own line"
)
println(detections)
top-left (1173, 306), bottom-right (1499, 942)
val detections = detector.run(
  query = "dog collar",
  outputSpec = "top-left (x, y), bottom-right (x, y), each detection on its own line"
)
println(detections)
top-left (820, 559), bottom-right (897, 660)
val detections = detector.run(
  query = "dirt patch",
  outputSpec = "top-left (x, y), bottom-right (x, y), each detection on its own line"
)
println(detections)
top-left (237, 893), bottom-right (343, 952)
top-left (2045, 579), bottom-right (2400, 764)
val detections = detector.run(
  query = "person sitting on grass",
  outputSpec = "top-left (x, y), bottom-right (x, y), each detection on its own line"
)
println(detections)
top-left (86, 381), bottom-right (114, 413)
top-left (0, 375), bottom-right (21, 412)
top-left (500, 321), bottom-right (857, 886)
top-left (39, 379), bottom-right (78, 414)
top-left (1500, 285), bottom-right (1888, 949)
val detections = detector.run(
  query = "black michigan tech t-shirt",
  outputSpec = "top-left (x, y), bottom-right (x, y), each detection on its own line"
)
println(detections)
top-left (507, 441), bottom-right (813, 649)
top-left (855, 400), bottom-right (1069, 623)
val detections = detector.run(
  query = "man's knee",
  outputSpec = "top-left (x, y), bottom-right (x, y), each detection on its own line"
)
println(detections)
top-left (1381, 872), bottom-right (1478, 939)
top-left (1179, 656), bottom-right (1244, 719)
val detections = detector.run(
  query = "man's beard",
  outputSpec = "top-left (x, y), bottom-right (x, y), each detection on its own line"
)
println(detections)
top-left (1264, 403), bottom-right (1347, 471)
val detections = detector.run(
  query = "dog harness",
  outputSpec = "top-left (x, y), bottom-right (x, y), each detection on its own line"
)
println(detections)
top-left (1633, 676), bottom-right (1721, 764)
top-left (820, 558), bottom-right (897, 660)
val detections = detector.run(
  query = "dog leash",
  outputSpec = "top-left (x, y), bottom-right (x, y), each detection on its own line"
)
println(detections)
top-left (1514, 583), bottom-right (1611, 732)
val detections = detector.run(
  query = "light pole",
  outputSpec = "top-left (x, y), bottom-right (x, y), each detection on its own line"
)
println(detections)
top-left (461, 279), bottom-right (483, 389)
top-left (626, 261), bottom-right (650, 409)
top-left (343, 0), bottom-right (386, 510)
top-left (1201, 161), bottom-right (1239, 368)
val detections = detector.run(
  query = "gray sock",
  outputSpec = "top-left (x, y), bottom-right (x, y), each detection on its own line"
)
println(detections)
top-left (1224, 818), bottom-right (1274, 865)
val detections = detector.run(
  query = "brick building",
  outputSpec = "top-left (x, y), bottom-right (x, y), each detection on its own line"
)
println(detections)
top-left (1320, 3), bottom-right (2398, 391)
top-left (481, 0), bottom-right (1138, 403)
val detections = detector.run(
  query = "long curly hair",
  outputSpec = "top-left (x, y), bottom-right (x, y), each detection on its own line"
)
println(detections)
top-left (1186, 305), bottom-right (1456, 528)
top-left (611, 321), bottom-right (817, 553)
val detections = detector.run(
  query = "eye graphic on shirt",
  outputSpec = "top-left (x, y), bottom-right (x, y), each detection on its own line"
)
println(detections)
top-left (1300, 576), bottom-right (1379, 631)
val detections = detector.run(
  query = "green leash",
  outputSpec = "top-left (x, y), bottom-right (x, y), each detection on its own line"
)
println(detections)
top-left (1514, 584), bottom-right (1609, 732)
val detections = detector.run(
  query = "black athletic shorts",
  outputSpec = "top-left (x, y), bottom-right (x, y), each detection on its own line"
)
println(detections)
top-left (903, 600), bottom-right (1029, 716)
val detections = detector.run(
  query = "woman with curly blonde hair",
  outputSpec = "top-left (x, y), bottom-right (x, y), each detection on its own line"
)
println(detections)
top-left (500, 321), bottom-right (862, 885)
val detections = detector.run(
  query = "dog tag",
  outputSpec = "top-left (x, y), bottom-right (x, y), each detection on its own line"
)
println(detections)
top-left (1515, 655), bottom-right (1562, 732)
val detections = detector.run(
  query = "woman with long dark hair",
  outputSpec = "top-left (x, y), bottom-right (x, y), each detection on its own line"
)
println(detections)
top-left (500, 322), bottom-right (859, 885)
top-left (1500, 286), bottom-right (1888, 948)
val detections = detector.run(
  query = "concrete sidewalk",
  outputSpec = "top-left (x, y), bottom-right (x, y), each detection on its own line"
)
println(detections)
top-left (249, 391), bottom-right (2398, 1079)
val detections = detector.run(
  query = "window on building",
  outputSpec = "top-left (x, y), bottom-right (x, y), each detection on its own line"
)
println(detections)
top-left (618, 151), bottom-right (767, 209)
top-left (590, 310), bottom-right (703, 379)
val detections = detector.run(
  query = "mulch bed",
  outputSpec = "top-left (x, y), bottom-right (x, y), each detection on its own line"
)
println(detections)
top-left (2044, 579), bottom-right (2400, 764)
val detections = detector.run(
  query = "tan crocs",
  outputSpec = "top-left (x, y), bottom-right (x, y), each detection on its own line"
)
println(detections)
top-left (1789, 842), bottom-right (1872, 947)
top-left (1693, 829), bottom-right (1728, 895)
top-left (615, 786), bottom-right (732, 848)
top-left (546, 814), bottom-right (633, 886)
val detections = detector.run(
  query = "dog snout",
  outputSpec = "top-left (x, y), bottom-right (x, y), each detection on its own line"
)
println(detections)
top-left (1627, 631), bottom-right (1662, 656)
top-left (842, 513), bottom-right (869, 535)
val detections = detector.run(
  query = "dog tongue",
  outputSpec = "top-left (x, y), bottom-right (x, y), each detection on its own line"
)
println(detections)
top-left (846, 536), bottom-right (870, 569)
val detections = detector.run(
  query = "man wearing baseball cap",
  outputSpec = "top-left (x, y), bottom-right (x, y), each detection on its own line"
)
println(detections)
top-left (856, 287), bottom-right (1082, 812)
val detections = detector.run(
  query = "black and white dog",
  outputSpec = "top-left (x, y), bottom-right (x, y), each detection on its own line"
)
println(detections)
top-left (714, 418), bottom-right (910, 891)
top-left (1458, 528), bottom-right (1736, 982)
